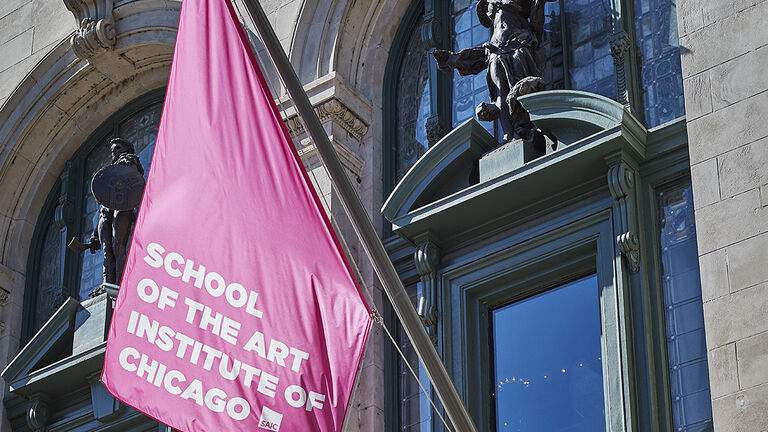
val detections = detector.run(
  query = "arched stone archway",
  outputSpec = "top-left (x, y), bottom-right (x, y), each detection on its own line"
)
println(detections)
top-left (0, 3), bottom-right (180, 428)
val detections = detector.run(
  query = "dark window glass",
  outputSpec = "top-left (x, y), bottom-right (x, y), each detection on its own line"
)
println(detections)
top-left (396, 15), bottom-right (432, 184)
top-left (635, 0), bottom-right (685, 127)
top-left (34, 214), bottom-right (63, 333)
top-left (560, 0), bottom-right (616, 99)
top-left (493, 274), bottom-right (606, 432)
top-left (78, 102), bottom-right (162, 298)
top-left (658, 181), bottom-right (713, 431)
top-left (539, 1), bottom-right (566, 91)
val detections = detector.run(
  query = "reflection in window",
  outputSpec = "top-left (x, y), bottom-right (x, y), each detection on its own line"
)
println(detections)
top-left (78, 102), bottom-right (162, 299)
top-left (658, 181), bottom-right (713, 431)
top-left (492, 275), bottom-right (605, 432)
top-left (635, 0), bottom-right (685, 127)
top-left (396, 15), bottom-right (432, 184)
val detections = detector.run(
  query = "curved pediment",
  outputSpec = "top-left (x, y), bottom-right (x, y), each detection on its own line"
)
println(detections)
top-left (519, 90), bottom-right (645, 148)
top-left (381, 120), bottom-right (497, 223)
top-left (382, 90), bottom-right (648, 235)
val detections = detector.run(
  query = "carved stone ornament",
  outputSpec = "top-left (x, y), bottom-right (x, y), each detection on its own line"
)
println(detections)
top-left (284, 99), bottom-right (369, 142)
top-left (26, 395), bottom-right (50, 432)
top-left (63, 0), bottom-right (117, 60)
top-left (71, 16), bottom-right (117, 60)
top-left (607, 159), bottom-right (640, 273)
top-left (425, 117), bottom-right (447, 146)
top-left (610, 31), bottom-right (631, 107)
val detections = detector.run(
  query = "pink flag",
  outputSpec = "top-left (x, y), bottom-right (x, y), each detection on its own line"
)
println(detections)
top-left (101, 0), bottom-right (372, 430)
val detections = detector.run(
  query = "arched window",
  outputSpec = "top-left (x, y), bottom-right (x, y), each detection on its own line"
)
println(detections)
top-left (23, 91), bottom-right (164, 341)
top-left (386, 0), bottom-right (685, 194)
top-left (395, 14), bottom-right (433, 183)
top-left (384, 1), bottom-right (690, 431)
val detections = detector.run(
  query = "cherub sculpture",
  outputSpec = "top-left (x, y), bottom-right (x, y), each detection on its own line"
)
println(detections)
top-left (434, 0), bottom-right (555, 146)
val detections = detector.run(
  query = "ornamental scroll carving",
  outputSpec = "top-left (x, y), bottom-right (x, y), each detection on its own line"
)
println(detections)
top-left (63, 0), bottom-right (116, 60)
top-left (414, 239), bottom-right (440, 344)
top-left (607, 157), bottom-right (640, 273)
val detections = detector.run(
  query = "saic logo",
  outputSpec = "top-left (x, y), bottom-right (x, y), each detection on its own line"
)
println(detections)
top-left (258, 406), bottom-right (283, 431)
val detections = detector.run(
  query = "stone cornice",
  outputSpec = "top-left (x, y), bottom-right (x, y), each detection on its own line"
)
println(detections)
top-left (297, 138), bottom-right (365, 179)
top-left (276, 72), bottom-right (372, 143)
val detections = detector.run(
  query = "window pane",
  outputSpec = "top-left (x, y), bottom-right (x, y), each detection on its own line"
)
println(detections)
top-left (34, 214), bottom-right (62, 333)
top-left (539, 2), bottom-right (566, 91)
top-left (396, 16), bottom-right (432, 183)
top-left (493, 274), bottom-right (605, 432)
top-left (79, 135), bottom-right (112, 298)
top-left (78, 102), bottom-right (163, 299)
top-left (658, 181), bottom-right (713, 431)
top-left (562, 0), bottom-right (616, 99)
top-left (635, 0), bottom-right (685, 127)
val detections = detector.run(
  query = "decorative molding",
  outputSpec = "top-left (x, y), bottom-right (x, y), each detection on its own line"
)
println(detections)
top-left (26, 394), bottom-right (50, 431)
top-left (284, 98), bottom-right (369, 142)
top-left (70, 16), bottom-right (117, 60)
top-left (414, 237), bottom-right (440, 344)
top-left (64, 0), bottom-right (116, 61)
top-left (607, 156), bottom-right (640, 273)
top-left (610, 31), bottom-right (631, 108)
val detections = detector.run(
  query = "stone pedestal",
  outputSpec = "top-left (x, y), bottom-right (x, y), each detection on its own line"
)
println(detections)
top-left (72, 292), bottom-right (114, 355)
top-left (479, 133), bottom-right (557, 182)
top-left (479, 139), bottom-right (536, 182)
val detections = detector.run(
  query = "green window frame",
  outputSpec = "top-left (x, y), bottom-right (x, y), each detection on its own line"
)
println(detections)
top-left (438, 208), bottom-right (623, 432)
top-left (383, 121), bottom-right (713, 432)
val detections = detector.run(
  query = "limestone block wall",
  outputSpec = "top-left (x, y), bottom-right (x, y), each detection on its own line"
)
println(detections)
top-left (0, 2), bottom-right (73, 429)
top-left (678, 0), bottom-right (768, 430)
top-left (0, 0), bottom-right (74, 106)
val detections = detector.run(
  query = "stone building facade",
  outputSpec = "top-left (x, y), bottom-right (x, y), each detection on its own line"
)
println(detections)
top-left (678, 0), bottom-right (768, 429)
top-left (0, 0), bottom-right (764, 431)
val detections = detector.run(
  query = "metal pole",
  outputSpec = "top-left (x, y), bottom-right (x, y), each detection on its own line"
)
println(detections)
top-left (237, 1), bottom-right (479, 431)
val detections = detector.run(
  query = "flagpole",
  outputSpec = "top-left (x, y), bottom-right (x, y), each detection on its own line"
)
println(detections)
top-left (237, 1), bottom-right (479, 431)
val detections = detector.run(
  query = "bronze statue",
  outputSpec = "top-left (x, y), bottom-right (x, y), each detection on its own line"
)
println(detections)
top-left (434, 0), bottom-right (555, 146)
top-left (69, 138), bottom-right (145, 290)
